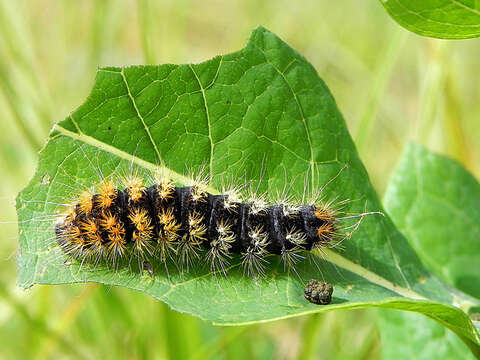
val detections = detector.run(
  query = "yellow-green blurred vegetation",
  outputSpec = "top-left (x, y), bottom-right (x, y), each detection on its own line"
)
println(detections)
top-left (1, 0), bottom-right (479, 359)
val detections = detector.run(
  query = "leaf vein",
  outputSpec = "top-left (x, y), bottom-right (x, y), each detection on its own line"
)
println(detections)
top-left (250, 43), bottom-right (316, 190)
top-left (188, 64), bottom-right (216, 178)
top-left (120, 69), bottom-right (163, 163)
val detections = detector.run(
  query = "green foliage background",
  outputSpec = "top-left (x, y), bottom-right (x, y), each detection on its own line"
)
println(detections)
top-left (2, 0), bottom-right (480, 359)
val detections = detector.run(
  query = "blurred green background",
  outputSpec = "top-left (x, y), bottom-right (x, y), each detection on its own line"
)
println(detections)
top-left (1, 0), bottom-right (479, 359)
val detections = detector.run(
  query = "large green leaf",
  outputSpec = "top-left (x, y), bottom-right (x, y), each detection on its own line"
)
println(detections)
top-left (380, 0), bottom-right (480, 39)
top-left (16, 27), bottom-right (479, 349)
top-left (381, 143), bottom-right (480, 358)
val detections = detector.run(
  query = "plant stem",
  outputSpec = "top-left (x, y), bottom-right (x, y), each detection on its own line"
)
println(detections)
top-left (355, 28), bottom-right (406, 152)
top-left (298, 313), bottom-right (322, 360)
top-left (137, 0), bottom-right (156, 64)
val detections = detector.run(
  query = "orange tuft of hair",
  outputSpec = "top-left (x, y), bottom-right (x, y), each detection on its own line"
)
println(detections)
top-left (187, 211), bottom-right (207, 244)
top-left (99, 211), bottom-right (118, 230)
top-left (158, 208), bottom-right (181, 241)
top-left (129, 208), bottom-right (154, 247)
top-left (316, 222), bottom-right (335, 242)
top-left (69, 234), bottom-right (88, 251)
top-left (191, 184), bottom-right (207, 203)
top-left (156, 178), bottom-right (175, 200)
top-left (78, 191), bottom-right (93, 214)
top-left (106, 231), bottom-right (127, 258)
top-left (129, 208), bottom-right (151, 229)
top-left (65, 224), bottom-right (82, 240)
top-left (81, 218), bottom-right (99, 235)
top-left (88, 233), bottom-right (104, 248)
top-left (158, 207), bottom-right (175, 224)
top-left (314, 207), bottom-right (336, 223)
top-left (97, 180), bottom-right (117, 208)
top-left (124, 176), bottom-right (145, 202)
top-left (163, 222), bottom-right (181, 239)
top-left (109, 224), bottom-right (125, 239)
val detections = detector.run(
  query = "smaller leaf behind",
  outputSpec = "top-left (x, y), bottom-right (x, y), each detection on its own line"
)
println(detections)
top-left (381, 143), bottom-right (480, 359)
top-left (384, 143), bottom-right (480, 298)
top-left (378, 310), bottom-right (476, 360)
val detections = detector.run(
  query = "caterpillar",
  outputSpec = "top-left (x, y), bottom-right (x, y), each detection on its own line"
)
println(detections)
top-left (54, 167), bottom-right (381, 278)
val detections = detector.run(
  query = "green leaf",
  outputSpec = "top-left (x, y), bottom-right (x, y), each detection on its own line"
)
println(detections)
top-left (379, 310), bottom-right (476, 359)
top-left (380, 0), bottom-right (480, 39)
top-left (381, 143), bottom-right (480, 358)
top-left (16, 27), bottom-right (480, 349)
top-left (384, 144), bottom-right (480, 298)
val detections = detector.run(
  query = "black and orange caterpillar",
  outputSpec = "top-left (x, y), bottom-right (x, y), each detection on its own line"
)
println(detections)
top-left (56, 174), bottom-right (375, 277)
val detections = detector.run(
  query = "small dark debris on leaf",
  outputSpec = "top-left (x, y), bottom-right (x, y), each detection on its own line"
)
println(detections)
top-left (304, 279), bottom-right (333, 305)
top-left (470, 313), bottom-right (480, 321)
